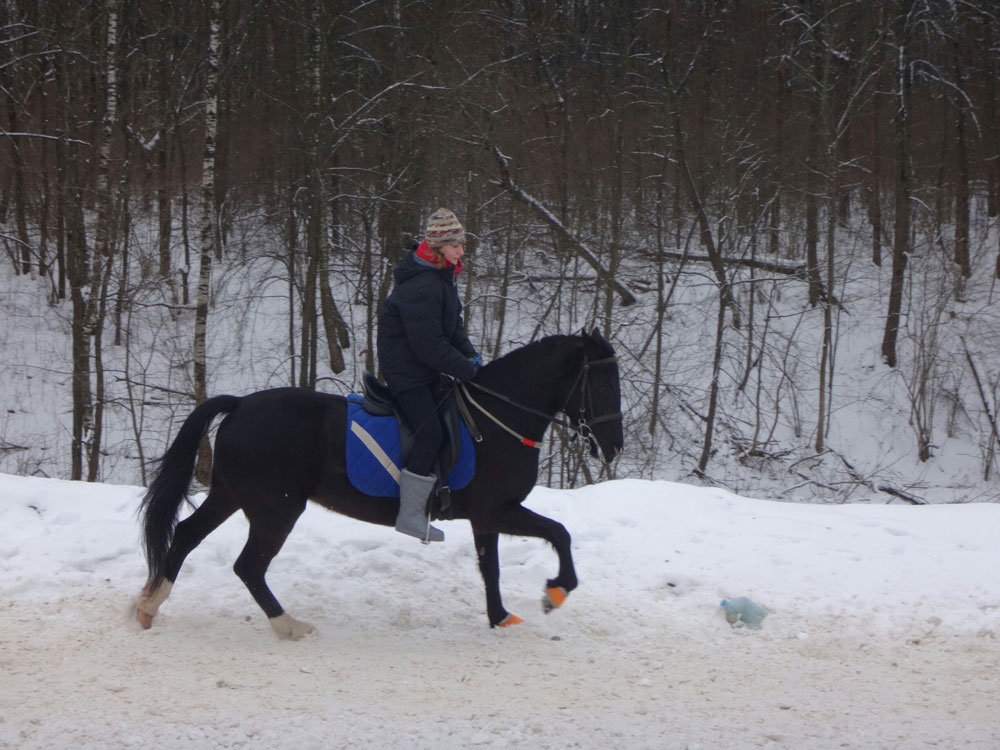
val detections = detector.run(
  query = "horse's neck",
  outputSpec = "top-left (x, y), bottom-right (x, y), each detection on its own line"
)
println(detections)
top-left (486, 341), bottom-right (578, 414)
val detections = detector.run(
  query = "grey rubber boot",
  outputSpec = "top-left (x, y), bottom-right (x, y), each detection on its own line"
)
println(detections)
top-left (396, 469), bottom-right (445, 542)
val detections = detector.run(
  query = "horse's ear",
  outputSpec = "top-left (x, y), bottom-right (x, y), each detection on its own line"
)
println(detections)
top-left (589, 327), bottom-right (606, 343)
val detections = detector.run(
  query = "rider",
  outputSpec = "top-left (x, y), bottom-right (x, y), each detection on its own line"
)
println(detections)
top-left (377, 208), bottom-right (481, 542)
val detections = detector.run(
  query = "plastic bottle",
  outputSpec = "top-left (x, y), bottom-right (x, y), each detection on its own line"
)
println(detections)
top-left (720, 596), bottom-right (768, 629)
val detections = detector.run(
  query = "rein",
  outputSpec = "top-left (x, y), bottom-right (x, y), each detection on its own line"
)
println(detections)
top-left (458, 355), bottom-right (621, 453)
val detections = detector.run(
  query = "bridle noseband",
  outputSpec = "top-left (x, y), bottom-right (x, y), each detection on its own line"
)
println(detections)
top-left (458, 354), bottom-right (622, 459)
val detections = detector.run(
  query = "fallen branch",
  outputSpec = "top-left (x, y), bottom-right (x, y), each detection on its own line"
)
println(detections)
top-left (643, 249), bottom-right (807, 278)
top-left (492, 146), bottom-right (636, 307)
top-left (675, 142), bottom-right (741, 328)
top-left (877, 484), bottom-right (927, 505)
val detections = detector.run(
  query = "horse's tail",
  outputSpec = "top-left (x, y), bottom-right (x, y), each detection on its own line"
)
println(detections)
top-left (139, 395), bottom-right (241, 594)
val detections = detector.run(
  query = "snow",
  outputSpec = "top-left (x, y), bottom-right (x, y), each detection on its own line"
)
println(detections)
top-left (1, 472), bottom-right (998, 749)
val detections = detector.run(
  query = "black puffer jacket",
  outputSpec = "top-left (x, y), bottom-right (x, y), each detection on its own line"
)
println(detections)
top-left (377, 248), bottom-right (478, 393)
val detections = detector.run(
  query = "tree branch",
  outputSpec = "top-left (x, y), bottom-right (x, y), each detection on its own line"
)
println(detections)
top-left (962, 337), bottom-right (1000, 458)
top-left (491, 146), bottom-right (636, 307)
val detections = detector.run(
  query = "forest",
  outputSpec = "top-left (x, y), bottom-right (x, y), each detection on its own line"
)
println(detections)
top-left (2, 0), bottom-right (999, 501)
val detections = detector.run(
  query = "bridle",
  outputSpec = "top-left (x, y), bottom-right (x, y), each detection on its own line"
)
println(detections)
top-left (457, 354), bottom-right (622, 460)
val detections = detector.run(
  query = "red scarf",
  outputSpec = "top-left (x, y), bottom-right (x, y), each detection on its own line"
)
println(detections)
top-left (416, 240), bottom-right (463, 275)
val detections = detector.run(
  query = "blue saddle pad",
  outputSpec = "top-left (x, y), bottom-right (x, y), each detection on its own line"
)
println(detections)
top-left (345, 395), bottom-right (475, 497)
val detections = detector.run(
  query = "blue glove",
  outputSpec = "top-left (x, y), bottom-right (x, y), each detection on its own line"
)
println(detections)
top-left (468, 353), bottom-right (482, 378)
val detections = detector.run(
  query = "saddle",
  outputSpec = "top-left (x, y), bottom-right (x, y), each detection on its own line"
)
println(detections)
top-left (352, 373), bottom-right (472, 519)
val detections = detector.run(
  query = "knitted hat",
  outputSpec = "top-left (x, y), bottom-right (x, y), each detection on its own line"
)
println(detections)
top-left (424, 208), bottom-right (465, 248)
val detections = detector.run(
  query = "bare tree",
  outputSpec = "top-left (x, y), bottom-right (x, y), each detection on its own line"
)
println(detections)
top-left (949, 5), bottom-right (972, 289)
top-left (963, 338), bottom-right (1000, 480)
top-left (882, 0), bottom-right (917, 369)
top-left (193, 0), bottom-right (221, 484)
top-left (4, 0), bottom-right (1000, 493)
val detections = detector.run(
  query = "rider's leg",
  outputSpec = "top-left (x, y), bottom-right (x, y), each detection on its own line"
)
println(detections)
top-left (392, 385), bottom-right (445, 542)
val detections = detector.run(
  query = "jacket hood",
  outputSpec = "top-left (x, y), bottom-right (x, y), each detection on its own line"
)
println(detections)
top-left (393, 244), bottom-right (459, 285)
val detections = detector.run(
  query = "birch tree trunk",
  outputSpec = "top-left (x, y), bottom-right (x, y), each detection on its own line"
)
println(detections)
top-left (92, 0), bottom-right (118, 304)
top-left (193, 0), bottom-right (221, 485)
top-left (156, 24), bottom-right (173, 284)
top-left (299, 183), bottom-right (319, 388)
top-left (319, 191), bottom-right (349, 375)
top-left (82, 0), bottom-right (121, 481)
top-left (298, 2), bottom-right (322, 390)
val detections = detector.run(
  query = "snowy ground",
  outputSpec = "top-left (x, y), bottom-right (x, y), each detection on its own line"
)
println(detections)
top-left (1, 473), bottom-right (998, 749)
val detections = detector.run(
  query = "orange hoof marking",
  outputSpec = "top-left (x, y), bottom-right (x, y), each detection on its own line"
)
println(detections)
top-left (545, 586), bottom-right (568, 610)
top-left (137, 609), bottom-right (154, 630)
top-left (498, 613), bottom-right (524, 627)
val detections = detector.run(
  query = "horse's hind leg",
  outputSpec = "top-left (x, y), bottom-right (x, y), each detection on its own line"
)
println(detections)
top-left (137, 488), bottom-right (239, 628)
top-left (234, 498), bottom-right (314, 640)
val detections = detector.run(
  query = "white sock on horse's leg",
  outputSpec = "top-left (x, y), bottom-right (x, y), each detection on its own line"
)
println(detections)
top-left (268, 612), bottom-right (316, 640)
top-left (136, 580), bottom-right (173, 627)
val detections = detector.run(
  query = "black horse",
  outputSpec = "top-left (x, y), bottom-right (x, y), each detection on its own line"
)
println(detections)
top-left (137, 329), bottom-right (623, 638)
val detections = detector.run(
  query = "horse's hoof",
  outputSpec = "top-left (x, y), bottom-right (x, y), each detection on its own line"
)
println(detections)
top-left (542, 586), bottom-right (568, 613)
top-left (269, 613), bottom-right (317, 640)
top-left (498, 613), bottom-right (524, 627)
top-left (137, 608), bottom-right (154, 629)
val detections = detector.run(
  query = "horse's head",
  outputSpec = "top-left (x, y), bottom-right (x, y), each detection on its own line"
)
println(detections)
top-left (562, 328), bottom-right (624, 464)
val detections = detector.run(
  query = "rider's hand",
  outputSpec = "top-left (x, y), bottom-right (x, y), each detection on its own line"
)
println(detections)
top-left (469, 353), bottom-right (482, 376)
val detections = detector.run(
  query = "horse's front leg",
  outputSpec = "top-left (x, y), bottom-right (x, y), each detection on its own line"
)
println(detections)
top-left (473, 530), bottom-right (523, 628)
top-left (494, 505), bottom-right (577, 614)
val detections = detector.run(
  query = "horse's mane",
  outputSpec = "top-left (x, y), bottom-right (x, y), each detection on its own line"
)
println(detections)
top-left (485, 332), bottom-right (613, 371)
top-left (486, 335), bottom-right (578, 370)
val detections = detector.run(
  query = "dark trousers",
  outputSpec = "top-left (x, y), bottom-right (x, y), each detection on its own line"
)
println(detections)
top-left (393, 381), bottom-right (446, 476)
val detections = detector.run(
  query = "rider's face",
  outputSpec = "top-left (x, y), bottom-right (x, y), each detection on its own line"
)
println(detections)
top-left (439, 241), bottom-right (465, 265)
